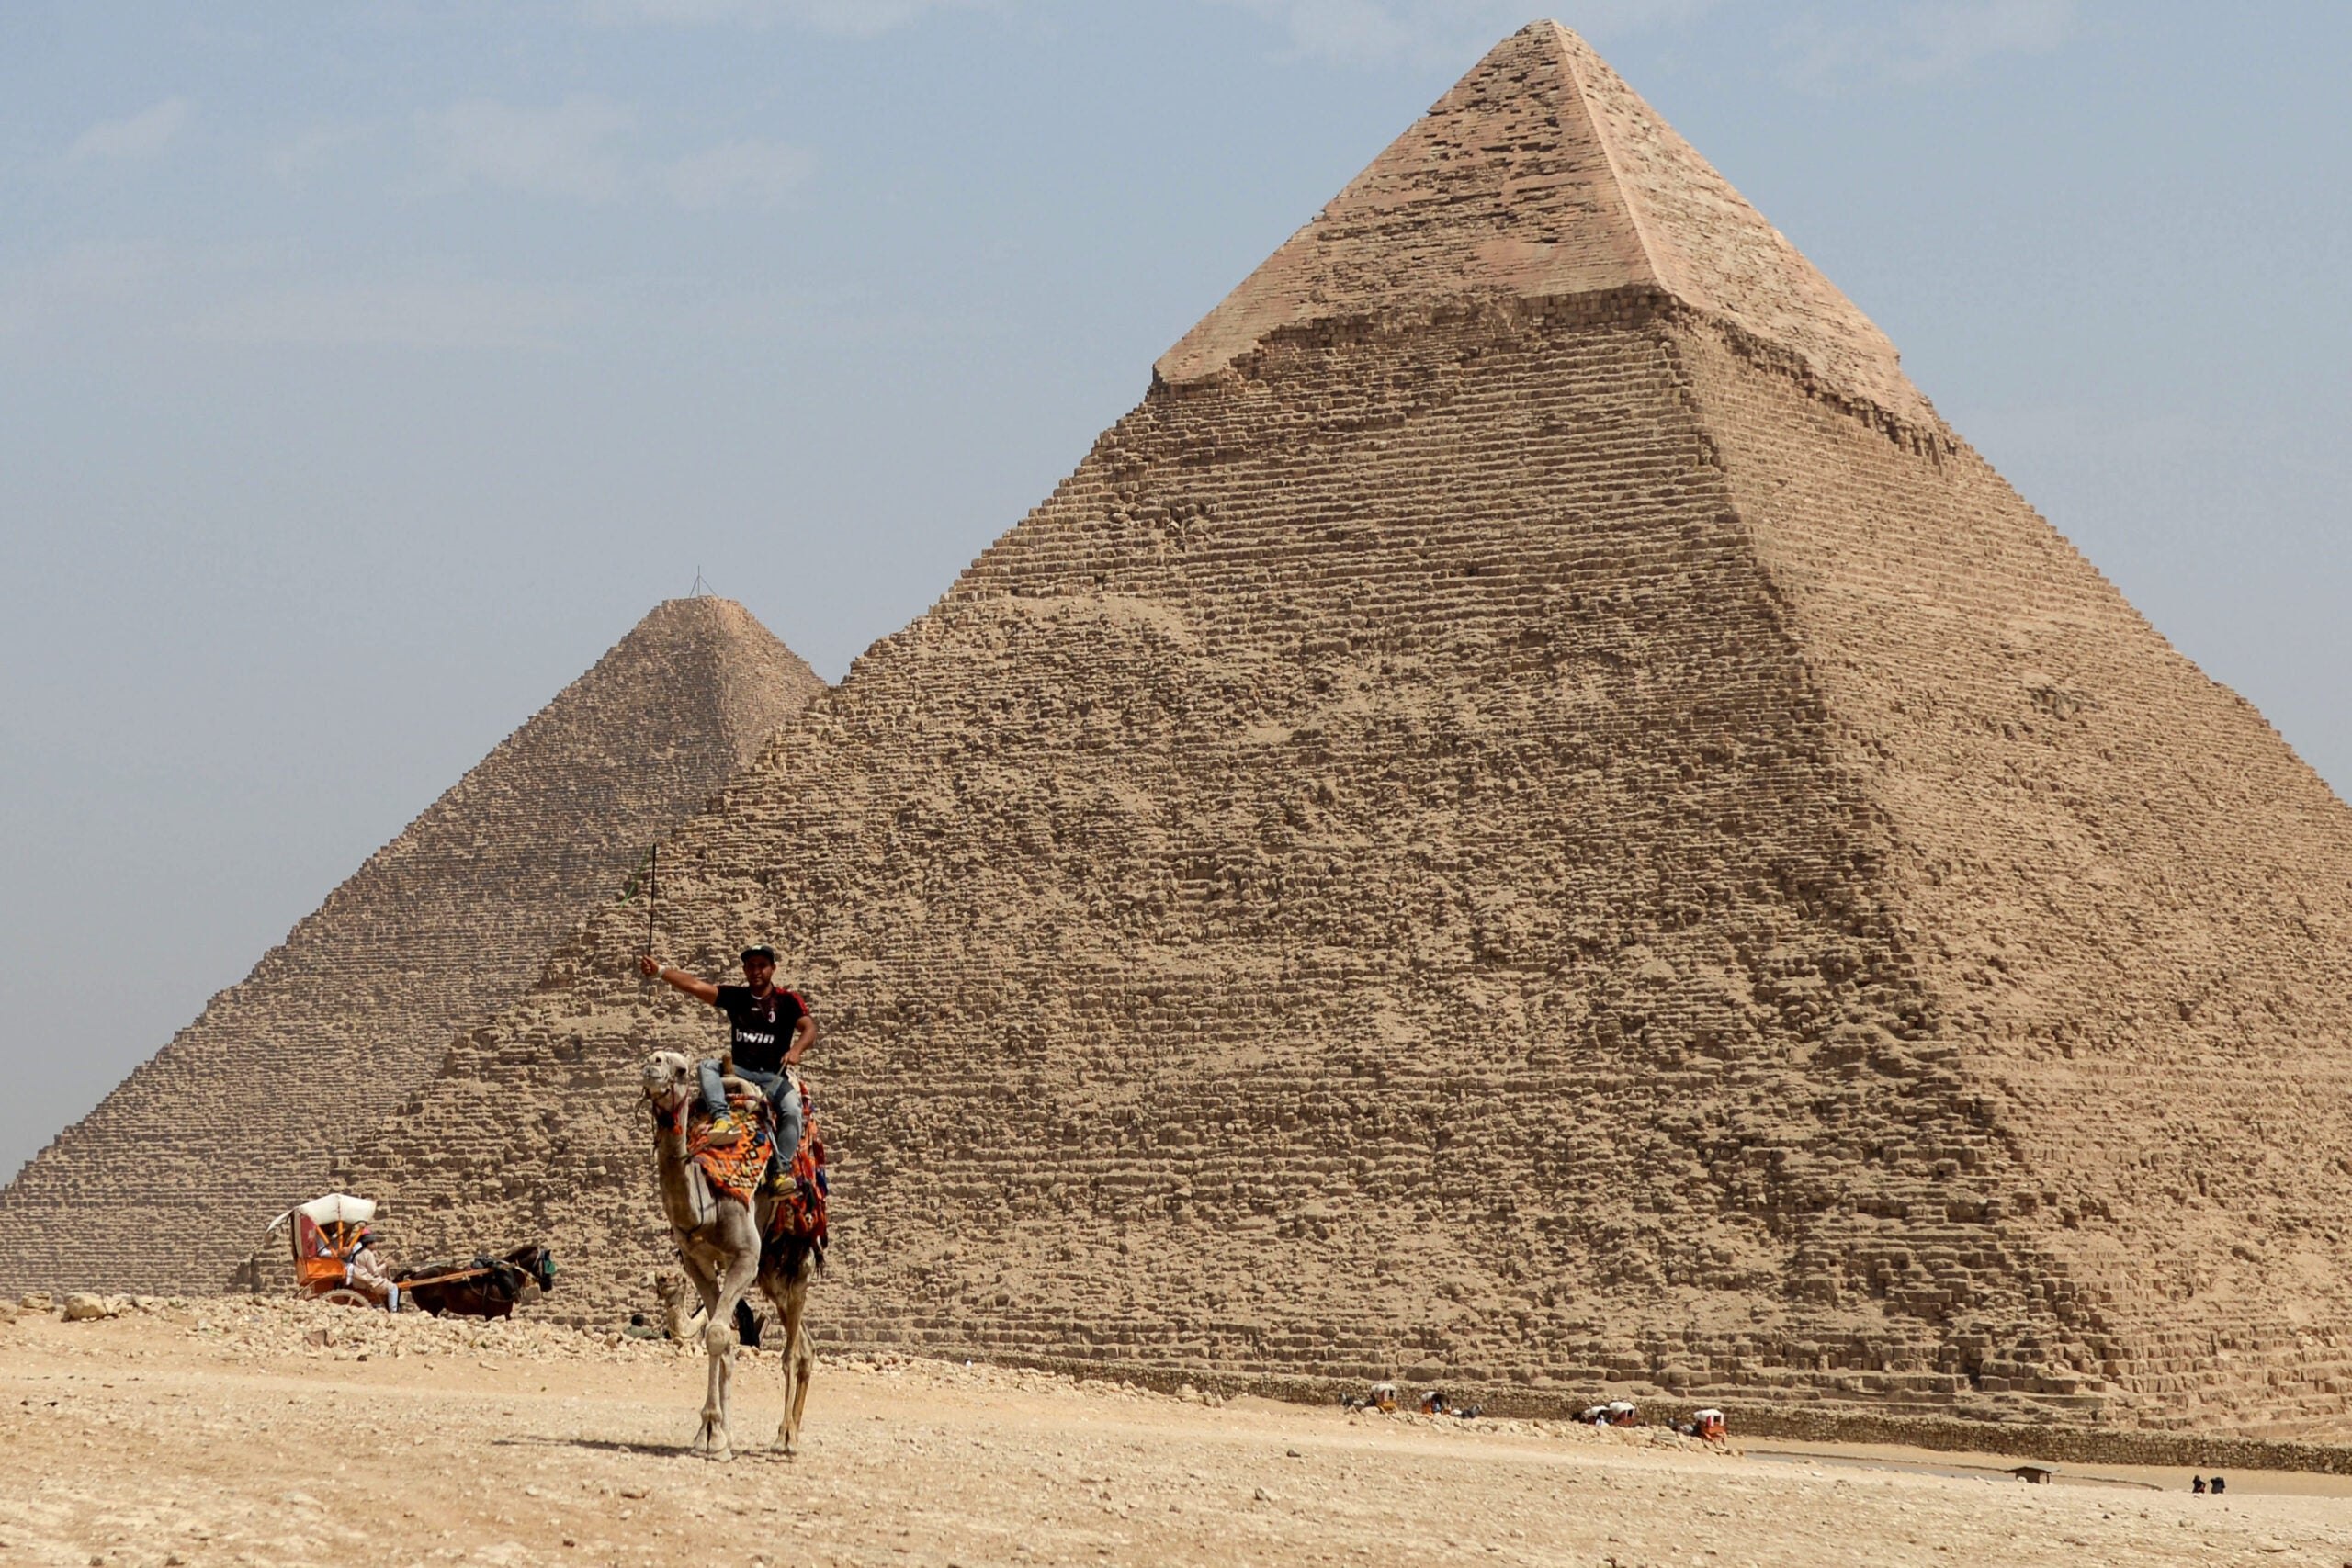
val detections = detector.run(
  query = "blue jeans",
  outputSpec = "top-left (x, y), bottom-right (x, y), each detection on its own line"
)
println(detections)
top-left (697, 1060), bottom-right (805, 1158)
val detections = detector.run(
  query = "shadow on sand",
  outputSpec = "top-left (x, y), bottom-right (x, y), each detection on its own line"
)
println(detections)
top-left (493, 1434), bottom-right (789, 1462)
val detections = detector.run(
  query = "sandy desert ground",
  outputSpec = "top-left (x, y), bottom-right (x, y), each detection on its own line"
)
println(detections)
top-left (5, 1300), bottom-right (2350, 1568)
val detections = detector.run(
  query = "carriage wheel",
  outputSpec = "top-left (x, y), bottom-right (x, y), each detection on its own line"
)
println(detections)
top-left (317, 1288), bottom-right (373, 1309)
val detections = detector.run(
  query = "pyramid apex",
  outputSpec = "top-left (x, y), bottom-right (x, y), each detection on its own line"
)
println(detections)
top-left (628, 593), bottom-right (785, 647)
top-left (594, 598), bottom-right (826, 745)
top-left (1158, 21), bottom-right (1931, 426)
top-left (639, 592), bottom-right (751, 622)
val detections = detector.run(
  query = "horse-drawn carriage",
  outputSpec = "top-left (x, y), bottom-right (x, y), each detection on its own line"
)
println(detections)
top-left (269, 1192), bottom-right (386, 1308)
top-left (266, 1192), bottom-right (556, 1316)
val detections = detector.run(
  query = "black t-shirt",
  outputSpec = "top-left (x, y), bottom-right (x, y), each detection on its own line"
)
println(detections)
top-left (716, 985), bottom-right (807, 1075)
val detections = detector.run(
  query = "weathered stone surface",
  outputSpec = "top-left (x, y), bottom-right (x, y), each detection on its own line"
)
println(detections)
top-left (1157, 21), bottom-right (1929, 428)
top-left (271, 24), bottom-right (2352, 1434)
top-left (0, 598), bottom-right (823, 1296)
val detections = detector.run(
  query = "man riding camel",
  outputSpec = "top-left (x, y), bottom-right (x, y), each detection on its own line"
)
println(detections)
top-left (639, 945), bottom-right (814, 1163)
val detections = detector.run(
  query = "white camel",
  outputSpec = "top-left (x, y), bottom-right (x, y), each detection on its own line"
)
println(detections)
top-left (642, 1049), bottom-right (819, 1461)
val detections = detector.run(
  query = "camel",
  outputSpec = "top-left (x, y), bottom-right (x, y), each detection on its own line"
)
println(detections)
top-left (650, 1269), bottom-right (707, 1342)
top-left (641, 1049), bottom-right (819, 1461)
top-left (652, 1269), bottom-right (771, 1348)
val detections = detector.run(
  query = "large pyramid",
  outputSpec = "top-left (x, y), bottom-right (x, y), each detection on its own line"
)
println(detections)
top-left (352, 25), bottom-right (2352, 1433)
top-left (0, 597), bottom-right (824, 1296)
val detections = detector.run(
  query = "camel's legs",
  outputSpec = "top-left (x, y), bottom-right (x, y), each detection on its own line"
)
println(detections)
top-left (673, 1244), bottom-right (726, 1457)
top-left (788, 1316), bottom-right (815, 1438)
top-left (695, 1242), bottom-right (759, 1463)
top-left (764, 1264), bottom-right (813, 1457)
top-left (677, 1244), bottom-right (723, 1326)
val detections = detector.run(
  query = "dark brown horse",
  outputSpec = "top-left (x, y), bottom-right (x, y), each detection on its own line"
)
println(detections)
top-left (396, 1246), bottom-right (557, 1319)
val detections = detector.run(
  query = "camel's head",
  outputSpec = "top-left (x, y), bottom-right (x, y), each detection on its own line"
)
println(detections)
top-left (648, 1270), bottom-right (704, 1341)
top-left (641, 1050), bottom-right (697, 1116)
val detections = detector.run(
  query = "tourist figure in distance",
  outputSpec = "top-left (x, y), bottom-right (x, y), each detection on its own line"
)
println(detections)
top-left (639, 945), bottom-right (814, 1162)
top-left (345, 1224), bottom-right (402, 1313)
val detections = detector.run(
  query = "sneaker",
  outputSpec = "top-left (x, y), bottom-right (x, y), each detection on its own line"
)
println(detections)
top-left (695, 1111), bottom-right (745, 1150)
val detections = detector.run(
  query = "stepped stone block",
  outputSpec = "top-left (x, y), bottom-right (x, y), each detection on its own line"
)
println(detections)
top-left (0, 597), bottom-right (822, 1295)
top-left (337, 23), bottom-right (2352, 1431)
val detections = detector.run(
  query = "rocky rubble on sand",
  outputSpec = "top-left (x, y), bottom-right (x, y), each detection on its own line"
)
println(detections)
top-left (14, 1291), bottom-right (684, 1365)
top-left (819, 1349), bottom-right (1729, 1455)
top-left (14, 1298), bottom-right (1732, 1456)
top-left (6, 1291), bottom-right (175, 1324)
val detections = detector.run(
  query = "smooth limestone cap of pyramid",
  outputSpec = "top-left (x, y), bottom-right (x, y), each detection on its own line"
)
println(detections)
top-left (1158, 20), bottom-right (1933, 429)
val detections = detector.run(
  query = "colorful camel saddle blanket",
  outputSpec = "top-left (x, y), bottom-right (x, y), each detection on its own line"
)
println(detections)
top-left (763, 1080), bottom-right (828, 1247)
top-left (685, 1096), bottom-right (775, 1205)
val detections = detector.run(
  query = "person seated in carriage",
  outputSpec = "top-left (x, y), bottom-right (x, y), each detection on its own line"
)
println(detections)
top-left (275, 1193), bottom-right (402, 1311)
top-left (343, 1225), bottom-right (402, 1311)
top-left (639, 943), bottom-right (815, 1167)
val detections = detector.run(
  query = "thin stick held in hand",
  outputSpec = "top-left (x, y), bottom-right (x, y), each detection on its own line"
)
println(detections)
top-left (645, 844), bottom-right (658, 960)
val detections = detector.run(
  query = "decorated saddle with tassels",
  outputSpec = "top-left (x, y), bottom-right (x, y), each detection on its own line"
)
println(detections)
top-left (762, 1076), bottom-right (828, 1252)
top-left (686, 1094), bottom-right (777, 1206)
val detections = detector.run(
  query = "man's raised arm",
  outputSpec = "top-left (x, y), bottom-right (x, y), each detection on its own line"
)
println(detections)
top-left (639, 953), bottom-right (720, 1005)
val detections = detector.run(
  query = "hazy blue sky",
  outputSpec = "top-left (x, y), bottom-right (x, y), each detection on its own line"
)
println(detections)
top-left (4, 2), bottom-right (2346, 1180)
